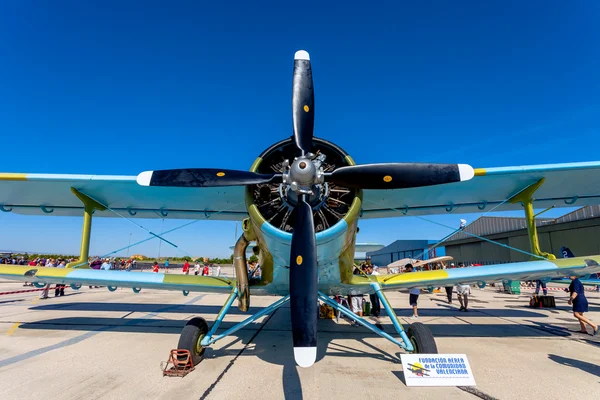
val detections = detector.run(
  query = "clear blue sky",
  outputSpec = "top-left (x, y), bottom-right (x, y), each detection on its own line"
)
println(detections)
top-left (1, 2), bottom-right (599, 257)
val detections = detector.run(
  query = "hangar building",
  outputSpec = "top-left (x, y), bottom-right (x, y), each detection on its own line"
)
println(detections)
top-left (444, 205), bottom-right (600, 265)
top-left (366, 240), bottom-right (444, 266)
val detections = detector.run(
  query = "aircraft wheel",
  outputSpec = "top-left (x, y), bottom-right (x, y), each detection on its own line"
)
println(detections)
top-left (407, 322), bottom-right (438, 354)
top-left (177, 317), bottom-right (209, 365)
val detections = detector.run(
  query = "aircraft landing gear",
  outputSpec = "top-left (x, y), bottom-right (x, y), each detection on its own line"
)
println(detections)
top-left (319, 283), bottom-right (440, 355)
top-left (178, 317), bottom-right (209, 365)
top-left (173, 288), bottom-right (291, 367)
top-left (407, 322), bottom-right (438, 354)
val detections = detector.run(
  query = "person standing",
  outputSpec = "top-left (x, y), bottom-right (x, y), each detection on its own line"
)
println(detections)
top-left (39, 258), bottom-right (55, 299)
top-left (457, 283), bottom-right (470, 311)
top-left (445, 285), bottom-right (454, 304)
top-left (194, 261), bottom-right (201, 276)
top-left (152, 261), bottom-right (159, 273)
top-left (405, 265), bottom-right (420, 319)
top-left (367, 265), bottom-right (381, 317)
top-left (568, 275), bottom-right (598, 335)
top-left (101, 258), bottom-right (112, 271)
top-left (182, 260), bottom-right (190, 275)
top-left (54, 260), bottom-right (67, 296)
top-left (535, 280), bottom-right (548, 296)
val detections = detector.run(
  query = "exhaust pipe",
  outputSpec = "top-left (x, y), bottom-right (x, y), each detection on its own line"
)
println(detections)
top-left (233, 234), bottom-right (250, 311)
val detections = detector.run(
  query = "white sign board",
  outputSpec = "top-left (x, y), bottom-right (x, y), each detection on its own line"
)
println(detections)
top-left (400, 354), bottom-right (476, 387)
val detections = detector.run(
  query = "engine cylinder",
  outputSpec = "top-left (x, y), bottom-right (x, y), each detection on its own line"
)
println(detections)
top-left (247, 137), bottom-right (357, 233)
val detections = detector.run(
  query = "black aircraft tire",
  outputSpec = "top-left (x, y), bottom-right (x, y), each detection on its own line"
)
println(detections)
top-left (178, 317), bottom-right (209, 365)
top-left (407, 322), bottom-right (438, 354)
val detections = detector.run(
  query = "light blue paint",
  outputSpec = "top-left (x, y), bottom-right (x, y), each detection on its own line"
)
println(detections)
top-left (67, 270), bottom-right (164, 284)
top-left (318, 292), bottom-right (409, 350)
top-left (370, 282), bottom-right (414, 352)
top-left (202, 294), bottom-right (290, 346)
top-left (445, 261), bottom-right (558, 281)
top-left (261, 218), bottom-right (350, 294)
top-left (361, 161), bottom-right (600, 219)
top-left (202, 288), bottom-right (238, 344)
top-left (0, 176), bottom-right (247, 220)
top-left (483, 161), bottom-right (600, 175)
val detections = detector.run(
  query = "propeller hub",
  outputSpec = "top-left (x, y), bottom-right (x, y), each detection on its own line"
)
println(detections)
top-left (283, 157), bottom-right (324, 195)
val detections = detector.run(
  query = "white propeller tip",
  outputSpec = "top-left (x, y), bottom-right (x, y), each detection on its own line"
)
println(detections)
top-left (294, 50), bottom-right (310, 61)
top-left (458, 164), bottom-right (475, 182)
top-left (136, 171), bottom-right (153, 186)
top-left (293, 346), bottom-right (317, 368)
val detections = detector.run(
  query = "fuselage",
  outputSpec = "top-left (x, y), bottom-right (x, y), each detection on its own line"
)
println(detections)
top-left (242, 137), bottom-right (362, 296)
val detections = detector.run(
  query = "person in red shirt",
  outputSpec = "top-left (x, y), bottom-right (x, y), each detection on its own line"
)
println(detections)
top-left (152, 262), bottom-right (159, 273)
top-left (203, 264), bottom-right (210, 276)
top-left (183, 260), bottom-right (190, 275)
top-left (24, 259), bottom-right (37, 286)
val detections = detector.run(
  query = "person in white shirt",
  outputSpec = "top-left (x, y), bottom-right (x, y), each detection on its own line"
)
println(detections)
top-left (405, 265), bottom-right (420, 319)
top-left (456, 263), bottom-right (470, 311)
top-left (101, 259), bottom-right (112, 270)
top-left (194, 262), bottom-right (201, 276)
top-left (39, 259), bottom-right (56, 299)
top-left (215, 264), bottom-right (221, 277)
top-left (54, 260), bottom-right (67, 296)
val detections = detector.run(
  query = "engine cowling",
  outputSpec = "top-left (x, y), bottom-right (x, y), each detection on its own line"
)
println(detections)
top-left (246, 137), bottom-right (358, 233)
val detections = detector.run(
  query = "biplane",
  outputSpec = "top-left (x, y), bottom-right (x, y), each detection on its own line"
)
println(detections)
top-left (2, 50), bottom-right (600, 368)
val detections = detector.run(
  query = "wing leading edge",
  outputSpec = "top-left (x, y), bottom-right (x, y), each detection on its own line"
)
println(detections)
top-left (0, 173), bottom-right (246, 220)
top-left (347, 256), bottom-right (600, 292)
top-left (0, 265), bottom-right (236, 294)
top-left (361, 161), bottom-right (600, 219)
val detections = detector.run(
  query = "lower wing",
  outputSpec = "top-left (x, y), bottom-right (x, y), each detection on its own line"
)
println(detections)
top-left (348, 256), bottom-right (600, 290)
top-left (0, 266), bottom-right (235, 293)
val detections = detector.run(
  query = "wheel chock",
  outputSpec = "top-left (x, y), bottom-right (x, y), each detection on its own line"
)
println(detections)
top-left (161, 349), bottom-right (195, 377)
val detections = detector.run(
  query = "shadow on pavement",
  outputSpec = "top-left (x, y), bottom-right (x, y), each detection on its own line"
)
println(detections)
top-left (548, 354), bottom-right (600, 378)
top-left (30, 302), bottom-right (266, 315)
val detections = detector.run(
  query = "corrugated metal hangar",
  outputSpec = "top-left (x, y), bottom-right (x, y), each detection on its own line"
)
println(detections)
top-left (366, 240), bottom-right (444, 267)
top-left (444, 205), bottom-right (600, 264)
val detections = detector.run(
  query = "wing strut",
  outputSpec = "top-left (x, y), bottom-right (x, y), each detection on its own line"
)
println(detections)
top-left (66, 188), bottom-right (107, 268)
top-left (508, 178), bottom-right (556, 260)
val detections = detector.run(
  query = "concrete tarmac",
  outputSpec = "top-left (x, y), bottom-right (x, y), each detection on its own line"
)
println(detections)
top-left (0, 279), bottom-right (598, 400)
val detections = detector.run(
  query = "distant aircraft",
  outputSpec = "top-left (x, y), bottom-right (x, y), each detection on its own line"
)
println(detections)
top-left (553, 247), bottom-right (600, 289)
top-left (2, 51), bottom-right (600, 368)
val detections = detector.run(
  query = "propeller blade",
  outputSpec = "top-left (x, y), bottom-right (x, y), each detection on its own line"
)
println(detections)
top-left (289, 195), bottom-right (318, 368)
top-left (292, 50), bottom-right (314, 155)
top-left (136, 168), bottom-right (281, 188)
top-left (326, 163), bottom-right (474, 189)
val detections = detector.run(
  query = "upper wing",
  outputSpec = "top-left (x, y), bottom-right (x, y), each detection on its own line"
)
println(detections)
top-left (347, 256), bottom-right (600, 291)
top-left (0, 265), bottom-right (235, 293)
top-left (361, 161), bottom-right (600, 218)
top-left (0, 173), bottom-right (246, 220)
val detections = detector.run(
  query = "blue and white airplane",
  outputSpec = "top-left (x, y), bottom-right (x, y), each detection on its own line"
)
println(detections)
top-left (2, 51), bottom-right (600, 368)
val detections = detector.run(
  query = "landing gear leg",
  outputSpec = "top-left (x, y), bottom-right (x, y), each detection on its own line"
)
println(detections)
top-left (371, 283), bottom-right (437, 354)
top-left (176, 288), bottom-right (290, 366)
top-left (318, 284), bottom-right (439, 354)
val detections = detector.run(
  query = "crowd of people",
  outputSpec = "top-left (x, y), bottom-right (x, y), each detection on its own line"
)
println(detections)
top-left (337, 258), bottom-right (598, 336)
top-left (178, 259), bottom-right (221, 276)
top-left (3, 254), bottom-right (598, 334)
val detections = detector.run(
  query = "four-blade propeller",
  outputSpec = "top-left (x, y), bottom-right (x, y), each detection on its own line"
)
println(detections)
top-left (135, 50), bottom-right (475, 368)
